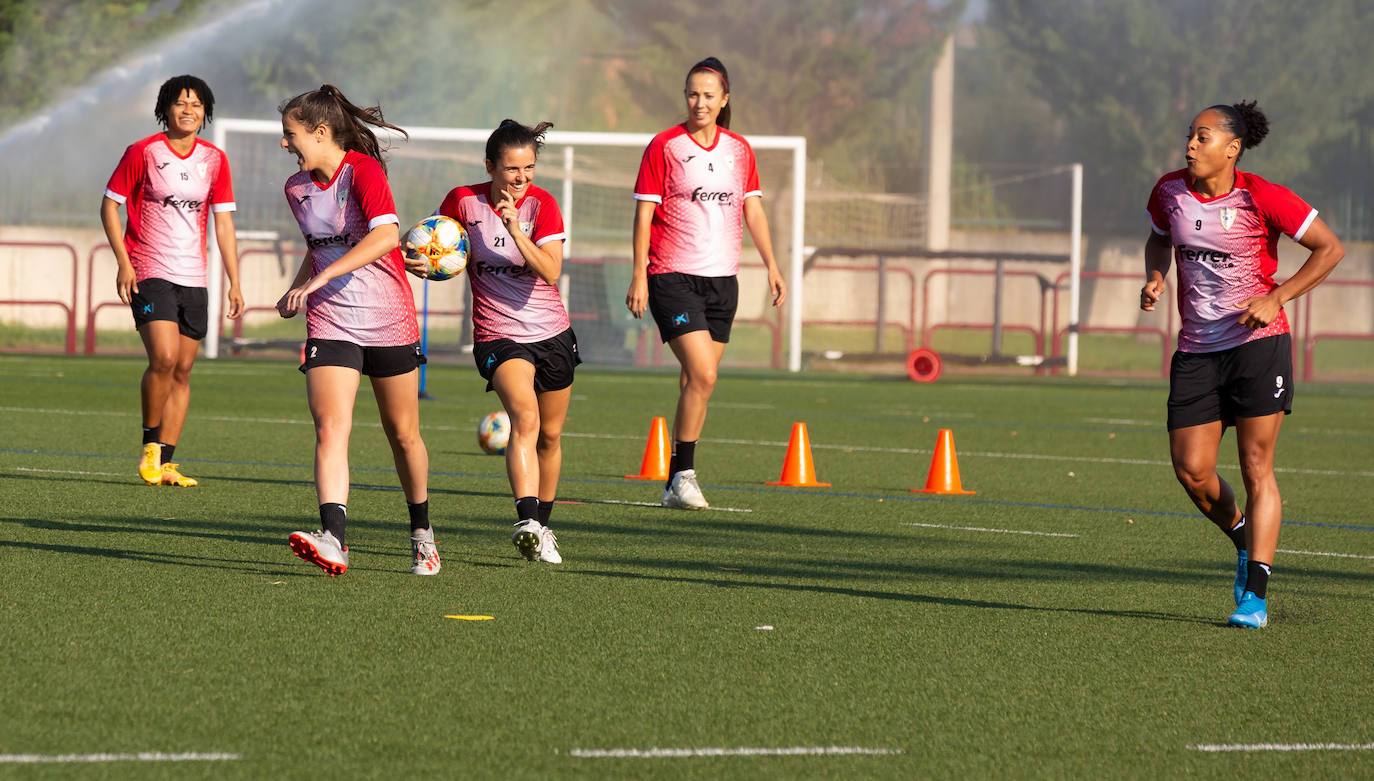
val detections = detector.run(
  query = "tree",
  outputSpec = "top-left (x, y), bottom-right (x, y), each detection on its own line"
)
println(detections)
top-left (985, 0), bottom-right (1374, 234)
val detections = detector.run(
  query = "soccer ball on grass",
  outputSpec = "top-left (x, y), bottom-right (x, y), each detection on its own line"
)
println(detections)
top-left (478, 411), bottom-right (510, 455)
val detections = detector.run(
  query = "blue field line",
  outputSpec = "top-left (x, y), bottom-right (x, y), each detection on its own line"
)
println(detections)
top-left (5, 447), bottom-right (1374, 532)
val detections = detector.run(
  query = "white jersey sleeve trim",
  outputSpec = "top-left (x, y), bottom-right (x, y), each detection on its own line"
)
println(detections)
top-left (211, 202), bottom-right (236, 213)
top-left (744, 189), bottom-right (763, 200)
top-left (367, 214), bottom-right (400, 232)
top-left (104, 188), bottom-right (128, 205)
top-left (534, 231), bottom-right (567, 247)
top-left (1146, 209), bottom-right (1168, 235)
top-left (1291, 209), bottom-right (1317, 242)
top-left (633, 193), bottom-right (662, 204)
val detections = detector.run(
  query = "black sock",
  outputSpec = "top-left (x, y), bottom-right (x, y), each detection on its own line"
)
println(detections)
top-left (1246, 560), bottom-right (1271, 598)
top-left (142, 426), bottom-right (161, 445)
top-left (320, 503), bottom-right (347, 547)
top-left (159, 443), bottom-right (175, 463)
top-left (407, 500), bottom-right (430, 533)
top-left (515, 496), bottom-right (539, 522)
top-left (1224, 515), bottom-right (1247, 552)
top-left (537, 500), bottom-right (554, 526)
top-left (666, 440), bottom-right (698, 489)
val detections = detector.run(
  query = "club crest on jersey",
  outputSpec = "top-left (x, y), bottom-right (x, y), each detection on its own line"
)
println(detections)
top-left (519, 221), bottom-right (534, 236)
top-left (196, 162), bottom-right (208, 179)
top-left (1219, 207), bottom-right (1237, 231)
top-left (336, 185), bottom-right (349, 211)
top-left (725, 154), bottom-right (735, 171)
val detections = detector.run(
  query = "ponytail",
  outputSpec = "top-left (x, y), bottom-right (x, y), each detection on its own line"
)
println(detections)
top-left (279, 84), bottom-right (408, 173)
top-left (1206, 99), bottom-right (1269, 160)
top-left (484, 118), bottom-right (554, 164)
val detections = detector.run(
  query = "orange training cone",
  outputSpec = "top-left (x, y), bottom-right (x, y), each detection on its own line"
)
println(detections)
top-left (912, 428), bottom-right (975, 494)
top-left (625, 416), bottom-right (671, 480)
top-left (766, 422), bottom-right (831, 487)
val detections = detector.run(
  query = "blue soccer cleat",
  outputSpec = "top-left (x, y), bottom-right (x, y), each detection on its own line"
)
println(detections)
top-left (1228, 590), bottom-right (1267, 628)
top-left (1234, 549), bottom-right (1248, 606)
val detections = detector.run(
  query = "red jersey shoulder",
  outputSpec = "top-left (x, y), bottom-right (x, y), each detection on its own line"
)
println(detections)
top-left (439, 183), bottom-right (489, 217)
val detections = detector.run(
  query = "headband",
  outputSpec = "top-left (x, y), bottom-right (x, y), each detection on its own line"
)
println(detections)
top-left (692, 66), bottom-right (729, 91)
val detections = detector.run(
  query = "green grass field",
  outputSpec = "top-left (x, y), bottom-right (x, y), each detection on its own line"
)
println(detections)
top-left (2, 354), bottom-right (1372, 779)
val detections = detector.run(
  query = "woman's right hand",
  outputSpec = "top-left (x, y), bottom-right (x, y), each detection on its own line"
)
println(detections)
top-left (402, 242), bottom-right (430, 278)
top-left (116, 264), bottom-right (137, 305)
top-left (276, 289), bottom-right (301, 319)
top-left (626, 275), bottom-right (648, 319)
top-left (1140, 278), bottom-right (1166, 311)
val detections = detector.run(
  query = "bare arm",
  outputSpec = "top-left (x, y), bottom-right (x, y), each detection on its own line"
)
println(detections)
top-left (1236, 216), bottom-right (1344, 329)
top-left (743, 195), bottom-right (786, 308)
top-left (625, 199), bottom-right (656, 318)
top-left (100, 196), bottom-right (138, 304)
top-left (214, 211), bottom-right (244, 319)
top-left (276, 223), bottom-right (400, 317)
top-left (1140, 230), bottom-right (1172, 312)
top-left (493, 187), bottom-right (562, 285)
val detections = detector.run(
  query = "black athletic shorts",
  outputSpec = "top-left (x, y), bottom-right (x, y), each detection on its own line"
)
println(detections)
top-left (300, 339), bottom-right (426, 377)
top-left (130, 277), bottom-right (209, 340)
top-left (1167, 333), bottom-right (1293, 430)
top-left (473, 328), bottom-right (580, 392)
top-left (648, 272), bottom-right (739, 344)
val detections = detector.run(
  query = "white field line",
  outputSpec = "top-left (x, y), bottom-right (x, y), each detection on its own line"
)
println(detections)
top-left (568, 746), bottom-right (902, 758)
top-left (13, 467), bottom-right (124, 477)
top-left (901, 522), bottom-right (1079, 538)
top-left (1190, 742), bottom-right (1374, 753)
top-left (1277, 548), bottom-right (1374, 561)
top-left (0, 752), bottom-right (240, 764)
top-left (4, 406), bottom-right (1373, 478)
top-left (568, 497), bottom-right (752, 513)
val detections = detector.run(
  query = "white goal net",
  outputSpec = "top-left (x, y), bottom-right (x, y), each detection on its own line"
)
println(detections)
top-left (207, 119), bottom-right (807, 371)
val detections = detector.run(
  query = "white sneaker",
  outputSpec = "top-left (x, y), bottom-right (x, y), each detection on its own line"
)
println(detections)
top-left (410, 527), bottom-right (440, 575)
top-left (511, 519), bottom-right (562, 563)
top-left (288, 529), bottom-right (349, 577)
top-left (662, 468), bottom-right (709, 510)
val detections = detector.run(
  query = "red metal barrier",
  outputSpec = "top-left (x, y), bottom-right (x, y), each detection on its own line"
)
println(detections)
top-left (1300, 278), bottom-right (1374, 382)
top-left (0, 240), bottom-right (80, 354)
top-left (921, 267), bottom-right (1048, 356)
top-left (1051, 270), bottom-right (1175, 377)
top-left (806, 262), bottom-right (917, 354)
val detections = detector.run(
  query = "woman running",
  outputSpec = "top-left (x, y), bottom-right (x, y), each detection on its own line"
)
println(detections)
top-left (277, 85), bottom-right (436, 577)
top-left (1142, 100), bottom-right (1344, 627)
top-left (417, 119), bottom-right (572, 563)
top-left (626, 56), bottom-right (786, 511)
top-left (101, 74), bottom-right (243, 488)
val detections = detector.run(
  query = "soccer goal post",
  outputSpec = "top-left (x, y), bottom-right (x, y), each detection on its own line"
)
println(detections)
top-left (207, 119), bottom-right (807, 371)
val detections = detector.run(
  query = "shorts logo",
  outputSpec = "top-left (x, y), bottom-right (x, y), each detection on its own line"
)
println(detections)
top-left (1274, 375), bottom-right (1285, 399)
top-left (672, 312), bottom-right (689, 326)
top-left (141, 303), bottom-right (153, 314)
top-left (484, 355), bottom-right (496, 370)
top-left (1220, 207), bottom-right (1237, 231)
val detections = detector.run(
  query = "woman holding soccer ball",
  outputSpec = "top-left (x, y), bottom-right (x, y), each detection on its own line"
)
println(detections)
top-left (626, 57), bottom-right (787, 510)
top-left (409, 119), bottom-right (572, 564)
top-left (276, 85), bottom-right (437, 577)
top-left (100, 74), bottom-right (244, 488)
top-left (1141, 100), bottom-right (1343, 627)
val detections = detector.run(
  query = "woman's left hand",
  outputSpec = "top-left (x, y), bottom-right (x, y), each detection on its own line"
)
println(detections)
top-left (1237, 291), bottom-right (1282, 329)
top-left (767, 266), bottom-right (787, 308)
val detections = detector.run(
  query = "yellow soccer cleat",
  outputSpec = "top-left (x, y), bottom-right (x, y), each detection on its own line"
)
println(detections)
top-left (160, 462), bottom-right (198, 487)
top-left (138, 443), bottom-right (162, 485)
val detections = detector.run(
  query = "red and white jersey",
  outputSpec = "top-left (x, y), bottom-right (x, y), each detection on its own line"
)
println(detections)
top-left (1147, 169), bottom-right (1316, 353)
top-left (284, 150), bottom-right (418, 347)
top-left (436, 182), bottom-right (568, 343)
top-left (104, 133), bottom-right (235, 287)
top-left (633, 124), bottom-right (761, 277)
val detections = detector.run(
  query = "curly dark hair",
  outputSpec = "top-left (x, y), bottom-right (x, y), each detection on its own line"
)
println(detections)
top-left (1205, 100), bottom-right (1269, 159)
top-left (154, 75), bottom-right (214, 130)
